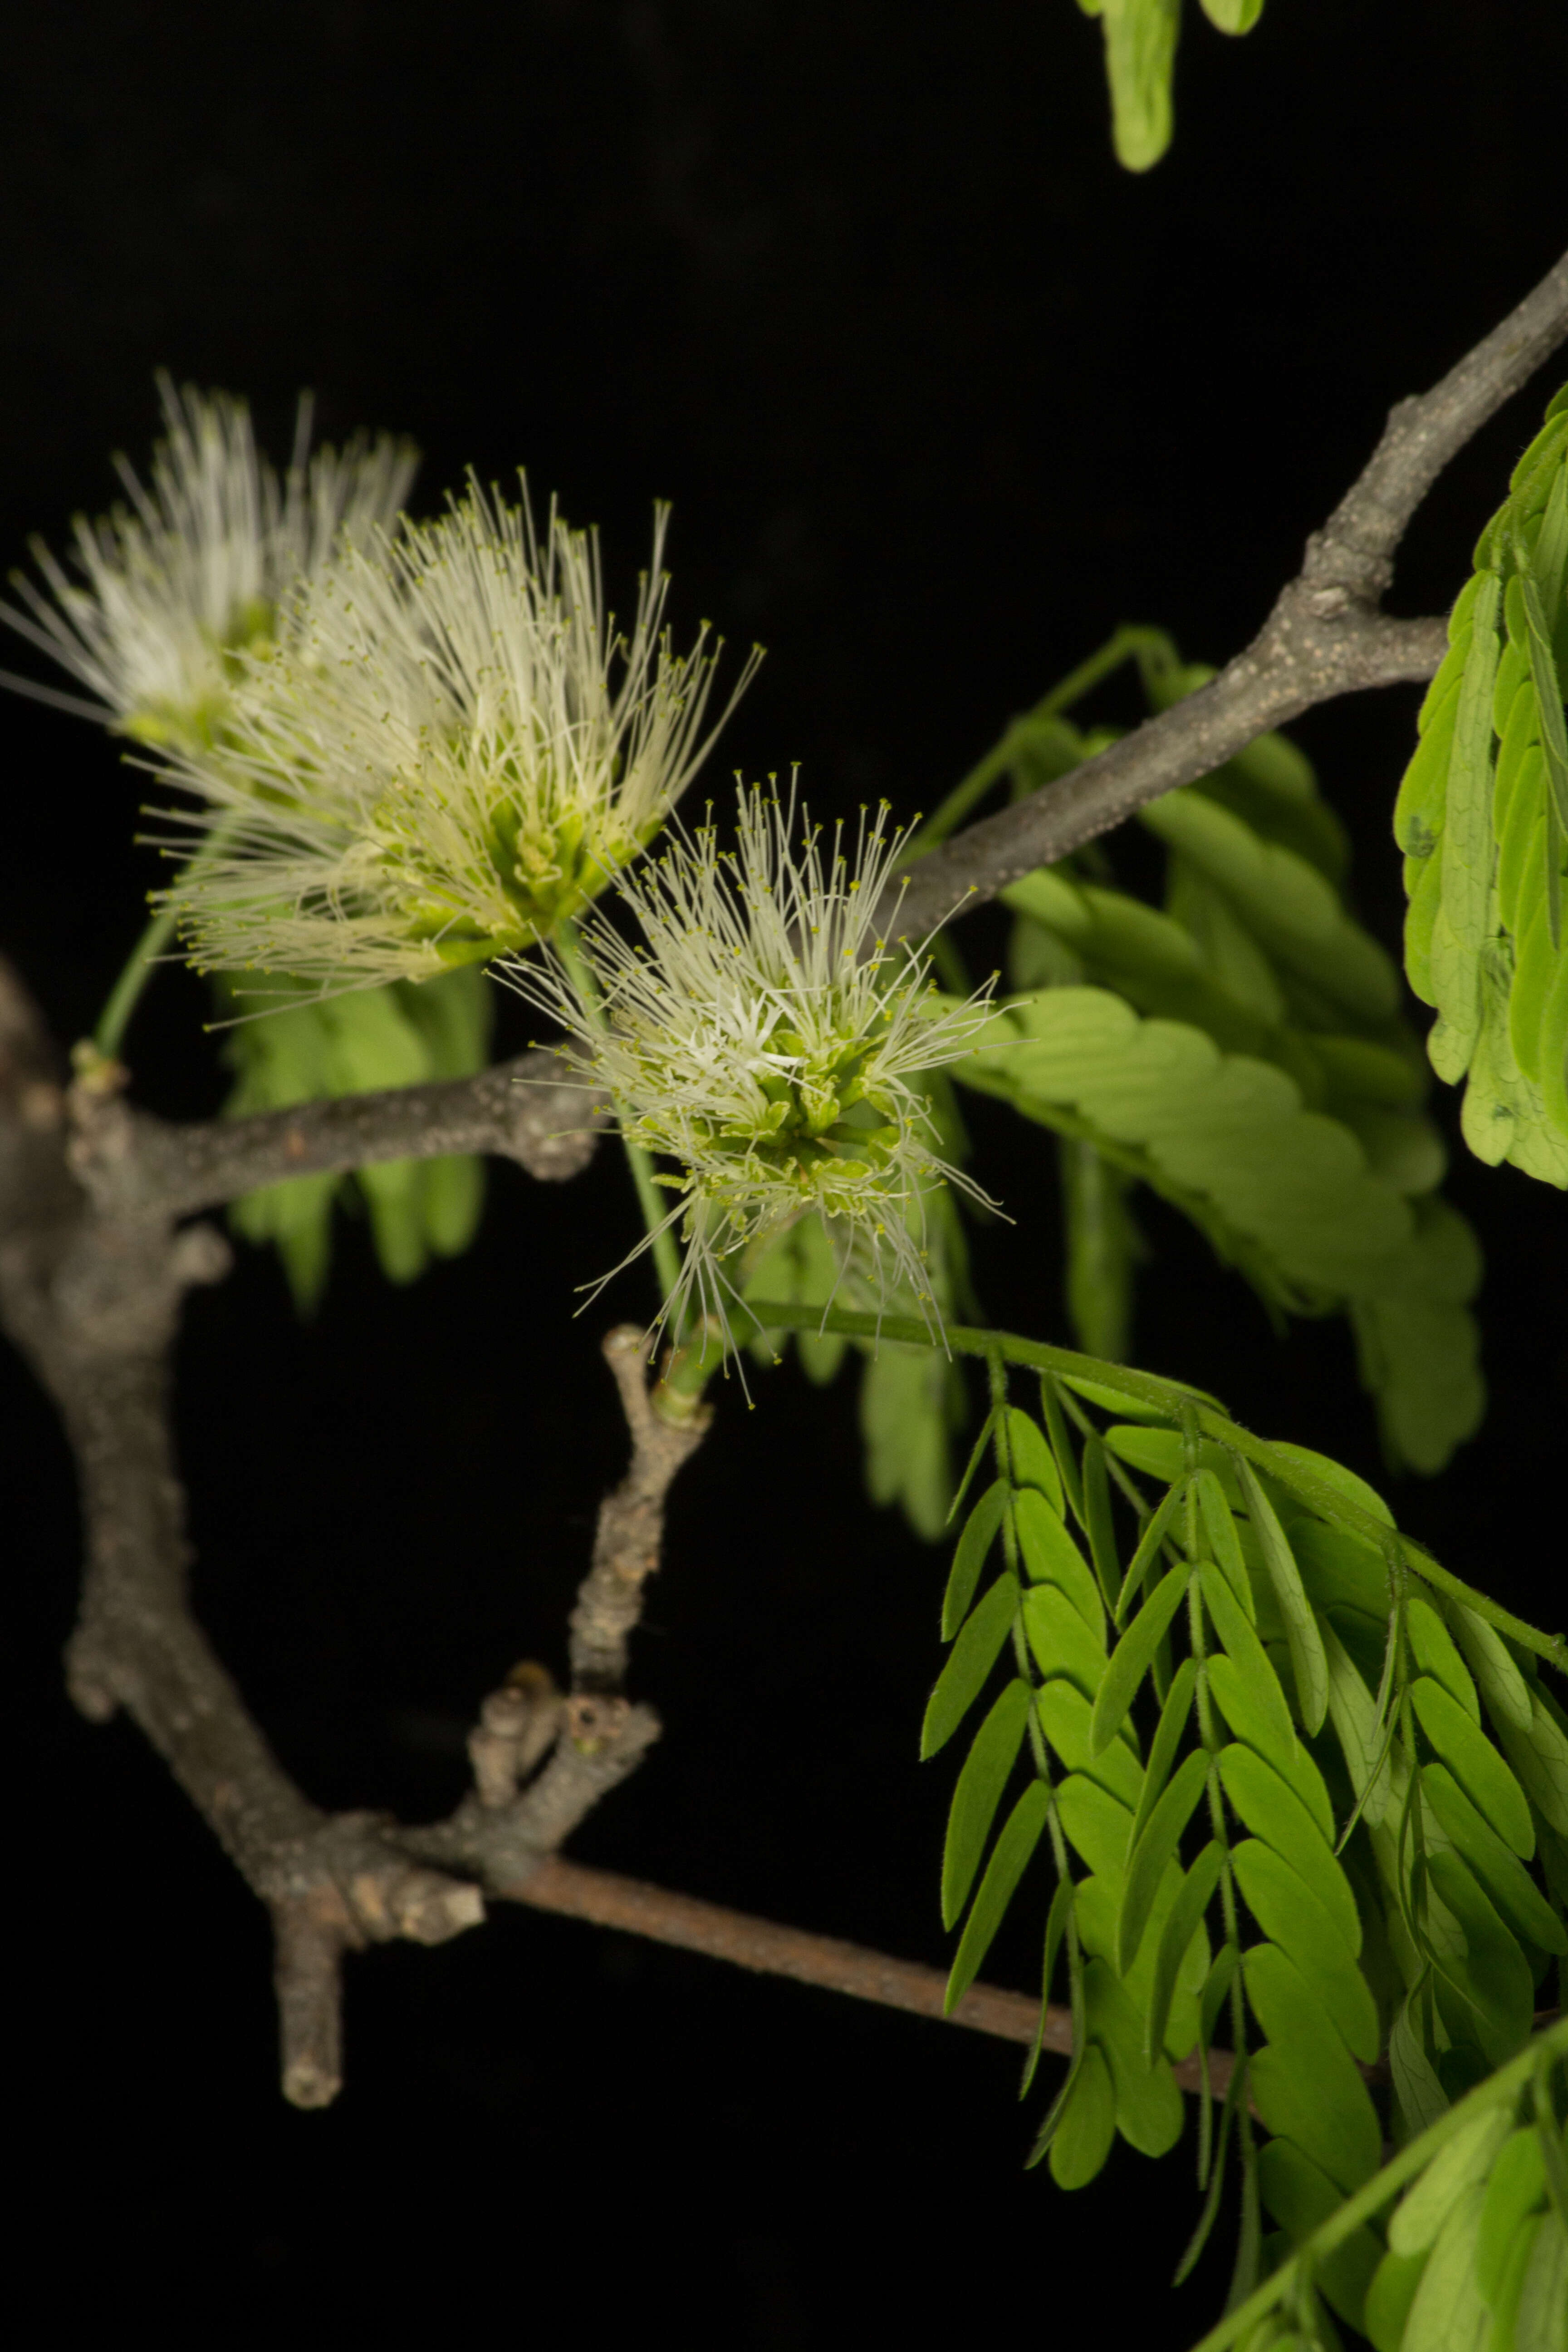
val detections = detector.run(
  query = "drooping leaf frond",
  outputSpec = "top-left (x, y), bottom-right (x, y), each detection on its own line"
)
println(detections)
top-left (1396, 383), bottom-right (1568, 1185)
top-left (952, 985), bottom-right (1483, 1475)
top-left (730, 1306), bottom-right (1568, 2327)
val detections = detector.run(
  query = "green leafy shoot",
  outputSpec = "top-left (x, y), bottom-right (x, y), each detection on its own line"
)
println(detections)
top-left (1395, 383), bottom-right (1568, 1188)
top-left (744, 1295), bottom-right (1567, 2297)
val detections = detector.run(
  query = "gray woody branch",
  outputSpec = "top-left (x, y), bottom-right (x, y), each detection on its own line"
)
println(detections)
top-left (6, 952), bottom-right (1248, 2112)
top-left (888, 239), bottom-right (1568, 939)
top-left (83, 1045), bottom-right (610, 1221)
top-left (0, 962), bottom-right (653, 2103)
top-left (66, 243), bottom-right (1568, 1241)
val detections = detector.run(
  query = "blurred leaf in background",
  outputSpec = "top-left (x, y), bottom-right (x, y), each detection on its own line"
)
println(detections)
top-left (216, 965), bottom-right (492, 1312)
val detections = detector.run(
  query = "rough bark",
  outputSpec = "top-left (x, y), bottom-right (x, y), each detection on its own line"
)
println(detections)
top-left (83, 1044), bottom-right (609, 1221)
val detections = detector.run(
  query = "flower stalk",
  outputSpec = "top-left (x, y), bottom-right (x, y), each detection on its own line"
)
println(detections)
top-left (555, 917), bottom-right (685, 1323)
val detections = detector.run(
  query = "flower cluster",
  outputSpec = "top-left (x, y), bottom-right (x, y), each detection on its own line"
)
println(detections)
top-left (2, 376), bottom-right (416, 751)
top-left (150, 483), bottom-right (756, 989)
top-left (505, 784), bottom-right (995, 1338)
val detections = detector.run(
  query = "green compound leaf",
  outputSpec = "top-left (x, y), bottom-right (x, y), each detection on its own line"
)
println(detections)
top-left (1037, 1679), bottom-right (1142, 1807)
top-left (1194, 2020), bottom-right (1568, 2352)
top-left (1199, 1561), bottom-right (1298, 1775)
top-left (1116, 1745), bottom-right (1210, 1974)
top-left (1217, 1744), bottom-right (1360, 1950)
top-left (1476, 2128), bottom-right (1548, 2304)
top-left (1114, 1479), bottom-right (1184, 1621)
top-left (944, 1780), bottom-right (1049, 2012)
top-left (1411, 1675), bottom-right (1535, 1857)
top-left (1082, 1956), bottom-right (1184, 2158)
top-left (1516, 2213), bottom-right (1568, 2351)
top-left (1423, 1761), bottom-right (1567, 1955)
top-left (1144, 1838), bottom-right (1223, 2065)
top-left (1047, 2041), bottom-right (1118, 2190)
top-left (1256, 2138), bottom-right (1384, 2338)
top-left (1427, 1849), bottom-right (1536, 2064)
top-left (1022, 1580), bottom-right (1108, 1702)
top-left (941, 1479), bottom-right (1009, 1641)
top-left (1091, 1558), bottom-right (1190, 1755)
top-left (1409, 1595), bottom-right (1482, 1722)
top-left (1388, 2105), bottom-right (1514, 2254)
top-left (905, 1328), bottom-right (1568, 2308)
top-left (1402, 2184), bottom-right (1492, 2352)
top-left (953, 986), bottom-right (1483, 1474)
top-left (1235, 1457), bottom-right (1328, 1735)
top-left (1123, 1653), bottom-right (1198, 1853)
top-left (1230, 1841), bottom-right (1379, 2063)
top-left (991, 649), bottom-right (1485, 1478)
top-left (1195, 1466), bottom-right (1251, 1614)
top-left (1244, 1944), bottom-right (1383, 2192)
top-left (941, 1678), bottom-right (1033, 1930)
top-left (1014, 1486), bottom-right (1102, 1631)
top-left (920, 1573), bottom-right (1019, 1759)
top-left (1396, 384), bottom-right (1568, 1186)
top-left (1002, 1406), bottom-right (1066, 1511)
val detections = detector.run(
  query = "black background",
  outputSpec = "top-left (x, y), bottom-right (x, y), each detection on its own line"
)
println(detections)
top-left (4, 2), bottom-right (1567, 2339)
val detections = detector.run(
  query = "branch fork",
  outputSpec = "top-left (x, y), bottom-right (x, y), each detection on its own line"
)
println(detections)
top-left (888, 241), bottom-right (1568, 936)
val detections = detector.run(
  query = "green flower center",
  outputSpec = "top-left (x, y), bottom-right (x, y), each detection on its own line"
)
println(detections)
top-left (636, 1005), bottom-right (910, 1204)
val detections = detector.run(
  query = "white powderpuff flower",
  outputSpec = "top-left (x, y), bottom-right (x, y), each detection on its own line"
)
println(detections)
top-left (1, 374), bottom-right (416, 748)
top-left (150, 482), bottom-right (757, 990)
top-left (505, 783), bottom-right (997, 1341)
